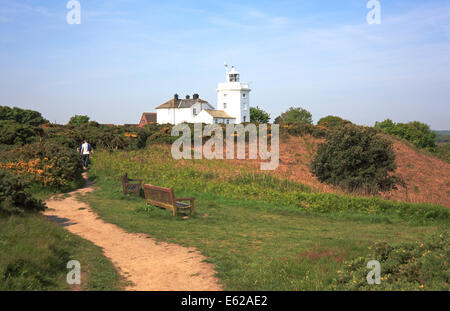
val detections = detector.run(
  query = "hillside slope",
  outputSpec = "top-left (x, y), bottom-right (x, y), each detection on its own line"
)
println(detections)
top-left (269, 135), bottom-right (450, 208)
top-left (225, 134), bottom-right (449, 208)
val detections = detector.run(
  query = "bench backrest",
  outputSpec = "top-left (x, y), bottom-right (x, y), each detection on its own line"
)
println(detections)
top-left (143, 184), bottom-right (175, 209)
top-left (121, 172), bottom-right (129, 186)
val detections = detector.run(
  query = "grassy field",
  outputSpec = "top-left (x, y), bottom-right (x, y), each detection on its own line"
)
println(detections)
top-left (82, 147), bottom-right (449, 290)
top-left (0, 212), bottom-right (125, 290)
top-left (0, 179), bottom-right (124, 291)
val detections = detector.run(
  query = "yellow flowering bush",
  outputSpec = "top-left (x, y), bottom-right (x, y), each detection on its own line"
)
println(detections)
top-left (332, 232), bottom-right (449, 290)
top-left (0, 141), bottom-right (83, 190)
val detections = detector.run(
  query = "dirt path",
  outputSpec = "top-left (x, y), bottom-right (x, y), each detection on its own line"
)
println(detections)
top-left (43, 173), bottom-right (222, 291)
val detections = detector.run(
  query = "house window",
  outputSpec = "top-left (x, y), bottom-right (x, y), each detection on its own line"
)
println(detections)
top-left (193, 108), bottom-right (197, 116)
top-left (223, 103), bottom-right (227, 109)
top-left (244, 116), bottom-right (247, 122)
top-left (214, 119), bottom-right (218, 124)
top-left (227, 119), bottom-right (230, 124)
top-left (243, 93), bottom-right (246, 98)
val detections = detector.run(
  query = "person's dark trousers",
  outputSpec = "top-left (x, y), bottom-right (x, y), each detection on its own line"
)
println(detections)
top-left (82, 154), bottom-right (90, 168)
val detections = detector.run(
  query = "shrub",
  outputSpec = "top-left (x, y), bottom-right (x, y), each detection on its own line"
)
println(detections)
top-left (0, 106), bottom-right (48, 126)
top-left (333, 232), bottom-right (449, 290)
top-left (145, 124), bottom-right (178, 145)
top-left (311, 124), bottom-right (401, 194)
top-left (317, 115), bottom-right (352, 128)
top-left (44, 123), bottom-right (147, 151)
top-left (274, 107), bottom-right (313, 124)
top-left (0, 141), bottom-right (83, 189)
top-left (0, 171), bottom-right (45, 215)
top-left (68, 115), bottom-right (90, 126)
top-left (280, 122), bottom-right (326, 138)
top-left (436, 142), bottom-right (450, 163)
top-left (0, 120), bottom-right (42, 145)
top-left (250, 106), bottom-right (271, 123)
top-left (374, 119), bottom-right (436, 151)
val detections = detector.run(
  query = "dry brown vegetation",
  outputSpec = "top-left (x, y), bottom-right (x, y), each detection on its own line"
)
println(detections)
top-left (272, 135), bottom-right (450, 207)
top-left (189, 134), bottom-right (450, 208)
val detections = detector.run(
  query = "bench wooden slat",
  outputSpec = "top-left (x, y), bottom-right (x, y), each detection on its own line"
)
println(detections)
top-left (122, 172), bottom-right (142, 196)
top-left (143, 184), bottom-right (194, 217)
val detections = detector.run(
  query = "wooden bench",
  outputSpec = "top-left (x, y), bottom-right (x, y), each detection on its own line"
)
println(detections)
top-left (143, 184), bottom-right (195, 217)
top-left (121, 172), bottom-right (143, 195)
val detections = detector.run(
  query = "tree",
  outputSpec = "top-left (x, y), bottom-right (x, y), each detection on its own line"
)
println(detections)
top-left (274, 107), bottom-right (312, 124)
top-left (250, 106), bottom-right (270, 123)
top-left (68, 115), bottom-right (90, 126)
top-left (311, 124), bottom-right (401, 194)
top-left (317, 115), bottom-right (351, 128)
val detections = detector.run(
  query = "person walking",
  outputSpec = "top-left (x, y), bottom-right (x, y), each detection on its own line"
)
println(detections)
top-left (79, 140), bottom-right (93, 170)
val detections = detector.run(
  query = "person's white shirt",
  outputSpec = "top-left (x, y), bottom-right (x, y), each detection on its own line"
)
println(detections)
top-left (81, 142), bottom-right (90, 155)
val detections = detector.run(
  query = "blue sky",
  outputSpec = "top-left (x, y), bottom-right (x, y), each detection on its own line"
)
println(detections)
top-left (0, 0), bottom-right (449, 129)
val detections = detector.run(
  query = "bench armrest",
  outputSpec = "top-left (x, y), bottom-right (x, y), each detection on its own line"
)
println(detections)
top-left (175, 197), bottom-right (195, 202)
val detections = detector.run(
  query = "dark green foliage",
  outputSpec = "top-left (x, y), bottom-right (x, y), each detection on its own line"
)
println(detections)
top-left (68, 115), bottom-right (90, 126)
top-left (44, 123), bottom-right (147, 151)
top-left (436, 142), bottom-right (450, 162)
top-left (311, 124), bottom-right (401, 194)
top-left (274, 107), bottom-right (313, 124)
top-left (0, 171), bottom-right (45, 215)
top-left (250, 106), bottom-right (270, 123)
top-left (0, 106), bottom-right (48, 126)
top-left (317, 115), bottom-right (352, 128)
top-left (375, 119), bottom-right (437, 151)
top-left (333, 232), bottom-right (449, 290)
top-left (0, 120), bottom-right (43, 145)
top-left (280, 122), bottom-right (326, 138)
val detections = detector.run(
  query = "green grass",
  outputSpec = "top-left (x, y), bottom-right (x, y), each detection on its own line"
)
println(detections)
top-left (80, 148), bottom-right (449, 290)
top-left (0, 213), bottom-right (125, 290)
top-left (27, 179), bottom-right (85, 201)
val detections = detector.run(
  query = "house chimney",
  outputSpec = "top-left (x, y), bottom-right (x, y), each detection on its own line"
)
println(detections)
top-left (193, 93), bottom-right (199, 100)
top-left (174, 94), bottom-right (179, 101)
top-left (186, 95), bottom-right (190, 99)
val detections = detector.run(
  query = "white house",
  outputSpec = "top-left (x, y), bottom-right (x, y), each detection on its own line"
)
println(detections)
top-left (155, 64), bottom-right (251, 125)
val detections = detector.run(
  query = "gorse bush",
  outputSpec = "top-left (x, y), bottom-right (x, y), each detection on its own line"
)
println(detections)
top-left (436, 142), bottom-right (450, 163)
top-left (333, 231), bottom-right (449, 290)
top-left (0, 120), bottom-right (43, 145)
top-left (0, 171), bottom-right (45, 215)
top-left (279, 122), bottom-right (326, 138)
top-left (374, 119), bottom-right (436, 151)
top-left (0, 106), bottom-right (48, 126)
top-left (311, 124), bottom-right (401, 194)
top-left (317, 115), bottom-right (352, 128)
top-left (0, 141), bottom-right (83, 190)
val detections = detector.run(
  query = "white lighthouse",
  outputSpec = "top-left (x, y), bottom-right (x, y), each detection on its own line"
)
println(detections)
top-left (217, 64), bottom-right (251, 123)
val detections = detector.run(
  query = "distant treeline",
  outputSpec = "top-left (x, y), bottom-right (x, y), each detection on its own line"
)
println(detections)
top-left (434, 130), bottom-right (450, 144)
